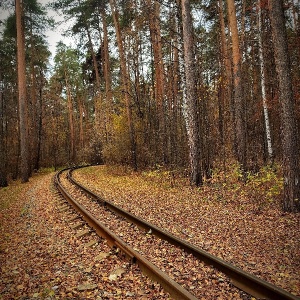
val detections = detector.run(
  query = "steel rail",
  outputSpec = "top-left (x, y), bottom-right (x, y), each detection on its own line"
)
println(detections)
top-left (68, 167), bottom-right (300, 300)
top-left (54, 169), bottom-right (198, 300)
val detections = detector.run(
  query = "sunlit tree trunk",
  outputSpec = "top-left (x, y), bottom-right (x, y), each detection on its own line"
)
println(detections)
top-left (64, 70), bottom-right (75, 162)
top-left (269, 0), bottom-right (300, 212)
top-left (181, 0), bottom-right (202, 186)
top-left (16, 0), bottom-right (29, 182)
top-left (258, 0), bottom-right (273, 164)
top-left (226, 0), bottom-right (247, 174)
top-left (109, 0), bottom-right (137, 170)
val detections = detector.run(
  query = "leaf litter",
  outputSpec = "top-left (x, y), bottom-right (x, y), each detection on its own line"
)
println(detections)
top-left (0, 172), bottom-right (170, 299)
top-left (73, 165), bottom-right (300, 298)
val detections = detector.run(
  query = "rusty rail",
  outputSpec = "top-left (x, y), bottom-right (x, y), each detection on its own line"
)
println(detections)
top-left (54, 169), bottom-right (198, 300)
top-left (67, 166), bottom-right (300, 300)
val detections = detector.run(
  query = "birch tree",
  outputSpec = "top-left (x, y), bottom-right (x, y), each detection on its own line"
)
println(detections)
top-left (181, 0), bottom-right (202, 186)
top-left (257, 0), bottom-right (273, 164)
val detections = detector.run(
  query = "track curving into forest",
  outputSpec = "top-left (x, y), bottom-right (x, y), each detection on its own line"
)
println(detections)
top-left (54, 167), bottom-right (299, 300)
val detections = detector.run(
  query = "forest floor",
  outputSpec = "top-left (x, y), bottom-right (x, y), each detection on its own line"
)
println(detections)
top-left (0, 165), bottom-right (299, 299)
top-left (0, 170), bottom-right (168, 299)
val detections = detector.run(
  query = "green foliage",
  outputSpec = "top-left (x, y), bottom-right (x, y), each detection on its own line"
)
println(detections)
top-left (37, 167), bottom-right (56, 173)
top-left (206, 162), bottom-right (283, 210)
top-left (246, 165), bottom-right (283, 204)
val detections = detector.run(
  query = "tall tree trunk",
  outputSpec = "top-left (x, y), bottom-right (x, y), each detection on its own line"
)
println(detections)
top-left (258, 0), bottom-right (273, 164)
top-left (64, 71), bottom-right (75, 162)
top-left (226, 0), bottom-right (247, 174)
top-left (84, 23), bottom-right (104, 138)
top-left (109, 0), bottom-right (137, 170)
top-left (101, 8), bottom-right (113, 143)
top-left (35, 81), bottom-right (43, 171)
top-left (16, 0), bottom-right (29, 183)
top-left (0, 73), bottom-right (8, 187)
top-left (28, 12), bottom-right (38, 172)
top-left (181, 0), bottom-right (202, 186)
top-left (218, 0), bottom-right (232, 170)
top-left (269, 0), bottom-right (300, 212)
top-left (78, 93), bottom-right (84, 150)
top-left (172, 18), bottom-right (180, 165)
top-left (147, 0), bottom-right (167, 163)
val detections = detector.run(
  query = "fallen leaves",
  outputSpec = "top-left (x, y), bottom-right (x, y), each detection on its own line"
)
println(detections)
top-left (0, 172), bottom-right (170, 299)
top-left (108, 267), bottom-right (126, 281)
top-left (95, 251), bottom-right (110, 261)
top-left (77, 283), bottom-right (98, 291)
top-left (74, 165), bottom-right (300, 298)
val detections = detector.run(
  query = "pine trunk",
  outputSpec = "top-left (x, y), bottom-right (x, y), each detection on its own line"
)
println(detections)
top-left (16, 0), bottom-right (29, 183)
top-left (101, 8), bottom-right (113, 142)
top-left (226, 0), bottom-right (246, 174)
top-left (147, 0), bottom-right (166, 163)
top-left (0, 72), bottom-right (8, 187)
top-left (64, 71), bottom-right (75, 162)
top-left (269, 0), bottom-right (300, 212)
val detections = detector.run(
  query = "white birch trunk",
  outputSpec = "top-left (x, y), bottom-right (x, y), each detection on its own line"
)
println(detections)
top-left (258, 0), bottom-right (274, 163)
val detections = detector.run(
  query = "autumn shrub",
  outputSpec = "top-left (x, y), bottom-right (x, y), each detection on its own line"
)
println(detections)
top-left (206, 161), bottom-right (283, 209)
top-left (246, 166), bottom-right (283, 205)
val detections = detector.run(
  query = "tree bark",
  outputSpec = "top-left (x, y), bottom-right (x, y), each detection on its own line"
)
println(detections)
top-left (147, 0), bottom-right (167, 163)
top-left (181, 0), bottom-right (202, 186)
top-left (101, 8), bottom-right (113, 143)
top-left (258, 0), bottom-right (273, 164)
top-left (226, 0), bottom-right (247, 174)
top-left (64, 70), bottom-right (75, 162)
top-left (29, 27), bottom-right (39, 172)
top-left (269, 0), bottom-right (300, 212)
top-left (16, 0), bottom-right (29, 183)
top-left (0, 72), bottom-right (8, 187)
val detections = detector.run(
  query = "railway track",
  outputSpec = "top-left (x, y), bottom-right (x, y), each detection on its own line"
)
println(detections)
top-left (54, 167), bottom-right (300, 300)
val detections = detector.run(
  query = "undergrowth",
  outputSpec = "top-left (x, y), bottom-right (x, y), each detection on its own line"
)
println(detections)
top-left (79, 162), bottom-right (284, 211)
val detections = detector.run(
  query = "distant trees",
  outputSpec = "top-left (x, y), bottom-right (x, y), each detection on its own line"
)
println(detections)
top-left (51, 42), bottom-right (86, 163)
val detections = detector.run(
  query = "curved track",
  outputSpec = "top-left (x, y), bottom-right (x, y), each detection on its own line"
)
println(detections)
top-left (54, 167), bottom-right (299, 300)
